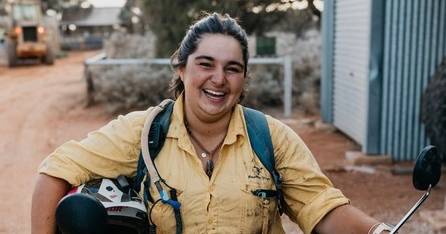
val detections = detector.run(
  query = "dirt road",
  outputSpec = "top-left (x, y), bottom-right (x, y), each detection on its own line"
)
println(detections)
top-left (0, 52), bottom-right (111, 233)
top-left (0, 52), bottom-right (444, 233)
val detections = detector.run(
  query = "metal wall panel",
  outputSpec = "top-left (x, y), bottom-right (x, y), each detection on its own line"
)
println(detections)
top-left (380, 0), bottom-right (446, 160)
top-left (332, 0), bottom-right (371, 144)
top-left (365, 0), bottom-right (384, 154)
top-left (321, 0), bottom-right (335, 123)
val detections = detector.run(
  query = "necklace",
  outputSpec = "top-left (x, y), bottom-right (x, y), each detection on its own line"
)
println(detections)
top-left (185, 122), bottom-right (225, 177)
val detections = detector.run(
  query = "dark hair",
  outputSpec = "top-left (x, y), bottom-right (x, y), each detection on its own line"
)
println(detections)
top-left (170, 12), bottom-right (249, 100)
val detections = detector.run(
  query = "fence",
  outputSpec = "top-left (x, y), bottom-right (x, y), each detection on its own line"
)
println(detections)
top-left (84, 53), bottom-right (294, 117)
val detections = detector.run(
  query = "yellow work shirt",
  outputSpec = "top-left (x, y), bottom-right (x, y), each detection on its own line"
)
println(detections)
top-left (39, 95), bottom-right (349, 234)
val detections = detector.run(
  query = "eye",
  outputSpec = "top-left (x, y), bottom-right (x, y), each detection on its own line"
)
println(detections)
top-left (199, 62), bottom-right (212, 68)
top-left (226, 66), bottom-right (243, 74)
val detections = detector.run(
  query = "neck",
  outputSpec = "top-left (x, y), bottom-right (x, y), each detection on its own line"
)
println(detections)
top-left (184, 108), bottom-right (232, 140)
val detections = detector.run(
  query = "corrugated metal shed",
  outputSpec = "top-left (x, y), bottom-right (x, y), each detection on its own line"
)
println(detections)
top-left (332, 0), bottom-right (371, 145)
top-left (380, 0), bottom-right (446, 160)
top-left (321, 0), bottom-right (446, 160)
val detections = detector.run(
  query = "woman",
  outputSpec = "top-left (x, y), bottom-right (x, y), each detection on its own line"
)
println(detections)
top-left (32, 13), bottom-right (391, 234)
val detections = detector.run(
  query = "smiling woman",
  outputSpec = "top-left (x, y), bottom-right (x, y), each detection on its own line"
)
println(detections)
top-left (180, 35), bottom-right (245, 123)
top-left (32, 12), bottom-right (391, 234)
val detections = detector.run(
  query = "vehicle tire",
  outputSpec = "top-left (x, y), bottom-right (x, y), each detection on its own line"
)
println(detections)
top-left (5, 38), bottom-right (17, 67)
top-left (43, 46), bottom-right (54, 65)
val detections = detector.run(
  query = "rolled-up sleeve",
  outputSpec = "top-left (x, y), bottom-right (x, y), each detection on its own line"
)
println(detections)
top-left (38, 108), bottom-right (151, 186)
top-left (267, 116), bottom-right (349, 234)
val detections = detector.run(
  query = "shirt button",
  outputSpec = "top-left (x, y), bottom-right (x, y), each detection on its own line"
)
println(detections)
top-left (247, 210), bottom-right (253, 216)
top-left (208, 219), bottom-right (213, 224)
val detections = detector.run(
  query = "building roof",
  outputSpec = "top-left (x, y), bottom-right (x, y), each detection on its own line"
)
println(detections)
top-left (61, 7), bottom-right (121, 27)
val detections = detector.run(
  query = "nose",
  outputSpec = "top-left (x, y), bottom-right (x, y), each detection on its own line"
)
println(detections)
top-left (210, 67), bottom-right (225, 86)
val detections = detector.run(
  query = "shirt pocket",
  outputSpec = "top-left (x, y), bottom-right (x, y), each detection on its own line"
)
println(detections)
top-left (240, 182), bottom-right (278, 234)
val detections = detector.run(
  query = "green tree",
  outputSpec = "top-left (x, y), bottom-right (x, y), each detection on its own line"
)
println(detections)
top-left (141, 0), bottom-right (206, 57)
top-left (141, 0), bottom-right (321, 57)
top-left (41, 0), bottom-right (76, 12)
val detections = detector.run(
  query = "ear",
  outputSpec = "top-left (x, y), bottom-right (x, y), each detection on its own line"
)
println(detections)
top-left (177, 67), bottom-right (185, 82)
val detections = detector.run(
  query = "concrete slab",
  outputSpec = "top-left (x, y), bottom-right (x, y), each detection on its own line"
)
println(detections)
top-left (314, 120), bottom-right (337, 132)
top-left (343, 165), bottom-right (376, 174)
top-left (345, 151), bottom-right (392, 166)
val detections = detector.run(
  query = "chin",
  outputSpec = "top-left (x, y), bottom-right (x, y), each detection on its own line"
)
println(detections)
top-left (200, 103), bottom-right (230, 117)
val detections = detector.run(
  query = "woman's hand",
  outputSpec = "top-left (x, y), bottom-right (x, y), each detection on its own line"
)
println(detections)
top-left (31, 174), bottom-right (70, 234)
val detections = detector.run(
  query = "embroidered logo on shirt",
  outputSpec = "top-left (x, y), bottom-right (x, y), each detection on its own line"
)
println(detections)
top-left (248, 164), bottom-right (271, 181)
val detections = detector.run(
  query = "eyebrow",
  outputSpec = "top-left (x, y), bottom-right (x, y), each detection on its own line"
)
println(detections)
top-left (195, 55), bottom-right (245, 70)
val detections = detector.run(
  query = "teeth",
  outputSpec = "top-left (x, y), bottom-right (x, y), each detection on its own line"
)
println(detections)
top-left (204, 89), bottom-right (225, 96)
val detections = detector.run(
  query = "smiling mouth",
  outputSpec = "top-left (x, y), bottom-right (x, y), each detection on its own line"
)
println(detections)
top-left (203, 89), bottom-right (226, 100)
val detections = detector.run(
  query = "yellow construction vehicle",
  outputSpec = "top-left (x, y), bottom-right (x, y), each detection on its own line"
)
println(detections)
top-left (3, 0), bottom-right (54, 67)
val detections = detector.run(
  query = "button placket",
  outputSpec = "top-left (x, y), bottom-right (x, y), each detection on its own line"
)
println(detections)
top-left (261, 197), bottom-right (271, 234)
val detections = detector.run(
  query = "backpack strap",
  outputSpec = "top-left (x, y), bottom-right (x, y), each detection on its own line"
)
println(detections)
top-left (148, 101), bottom-right (175, 160)
top-left (135, 100), bottom-right (183, 234)
top-left (134, 101), bottom-right (174, 194)
top-left (243, 107), bottom-right (285, 214)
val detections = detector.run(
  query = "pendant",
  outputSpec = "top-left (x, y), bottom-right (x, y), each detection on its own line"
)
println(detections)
top-left (201, 152), bottom-right (208, 158)
top-left (206, 160), bottom-right (214, 177)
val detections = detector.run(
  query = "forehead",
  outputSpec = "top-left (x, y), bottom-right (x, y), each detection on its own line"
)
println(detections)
top-left (190, 34), bottom-right (244, 63)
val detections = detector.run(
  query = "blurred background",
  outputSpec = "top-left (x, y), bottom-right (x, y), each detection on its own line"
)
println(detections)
top-left (0, 0), bottom-right (445, 233)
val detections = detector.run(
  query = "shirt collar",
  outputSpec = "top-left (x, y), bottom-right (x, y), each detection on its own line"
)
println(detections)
top-left (224, 104), bottom-right (246, 146)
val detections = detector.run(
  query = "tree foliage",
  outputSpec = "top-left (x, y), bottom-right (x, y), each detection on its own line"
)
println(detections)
top-left (41, 0), bottom-right (83, 12)
top-left (140, 0), bottom-right (320, 57)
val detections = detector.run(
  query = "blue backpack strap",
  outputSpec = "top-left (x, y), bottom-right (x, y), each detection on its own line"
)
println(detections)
top-left (243, 107), bottom-right (285, 214)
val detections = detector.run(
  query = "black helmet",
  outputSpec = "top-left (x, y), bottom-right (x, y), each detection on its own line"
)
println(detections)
top-left (56, 177), bottom-right (148, 234)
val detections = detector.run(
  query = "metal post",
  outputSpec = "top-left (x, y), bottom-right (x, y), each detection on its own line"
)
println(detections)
top-left (283, 56), bottom-right (293, 117)
top-left (84, 62), bottom-right (94, 106)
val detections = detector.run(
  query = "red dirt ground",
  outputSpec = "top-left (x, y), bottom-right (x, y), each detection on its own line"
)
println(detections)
top-left (0, 51), bottom-right (444, 233)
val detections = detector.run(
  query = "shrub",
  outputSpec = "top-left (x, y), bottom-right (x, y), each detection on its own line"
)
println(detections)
top-left (89, 64), bottom-right (172, 113)
top-left (243, 65), bottom-right (283, 108)
top-left (422, 57), bottom-right (446, 162)
top-left (104, 31), bottom-right (156, 59)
